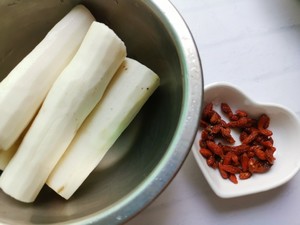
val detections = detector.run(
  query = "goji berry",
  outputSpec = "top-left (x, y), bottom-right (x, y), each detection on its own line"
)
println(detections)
top-left (235, 109), bottom-right (248, 118)
top-left (201, 129), bottom-right (210, 140)
top-left (265, 148), bottom-right (276, 164)
top-left (231, 144), bottom-right (250, 155)
top-left (221, 103), bottom-right (233, 117)
top-left (241, 153), bottom-right (249, 172)
top-left (231, 153), bottom-right (239, 166)
top-left (206, 156), bottom-right (215, 167)
top-left (229, 117), bottom-right (254, 128)
top-left (199, 102), bottom-right (275, 185)
top-left (206, 141), bottom-right (223, 157)
top-left (219, 164), bottom-right (241, 174)
top-left (218, 164), bottom-right (229, 179)
top-left (211, 124), bottom-right (221, 134)
top-left (220, 127), bottom-right (235, 144)
top-left (199, 148), bottom-right (213, 159)
top-left (210, 111), bottom-right (221, 124)
top-left (199, 140), bottom-right (207, 148)
top-left (261, 140), bottom-right (273, 148)
top-left (248, 158), bottom-right (271, 173)
top-left (240, 131), bottom-right (248, 142)
top-left (223, 152), bottom-right (233, 165)
top-left (239, 172), bottom-right (252, 180)
top-left (258, 114), bottom-right (270, 129)
top-left (229, 174), bottom-right (238, 184)
top-left (259, 129), bottom-right (273, 136)
top-left (253, 146), bottom-right (267, 160)
top-left (202, 102), bottom-right (213, 120)
top-left (242, 129), bottom-right (259, 145)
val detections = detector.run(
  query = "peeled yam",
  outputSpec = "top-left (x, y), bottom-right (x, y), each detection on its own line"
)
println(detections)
top-left (0, 142), bottom-right (19, 170)
top-left (0, 5), bottom-right (95, 150)
top-left (47, 58), bottom-right (159, 199)
top-left (0, 21), bottom-right (126, 203)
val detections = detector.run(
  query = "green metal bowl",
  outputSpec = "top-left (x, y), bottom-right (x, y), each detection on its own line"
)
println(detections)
top-left (0, 0), bottom-right (203, 224)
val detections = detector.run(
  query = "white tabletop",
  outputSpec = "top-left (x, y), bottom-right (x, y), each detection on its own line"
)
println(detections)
top-left (127, 0), bottom-right (300, 224)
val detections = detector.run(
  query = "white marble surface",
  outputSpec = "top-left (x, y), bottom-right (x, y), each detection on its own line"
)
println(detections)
top-left (127, 0), bottom-right (300, 224)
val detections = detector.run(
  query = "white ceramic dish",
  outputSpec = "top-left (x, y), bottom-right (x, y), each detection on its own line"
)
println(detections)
top-left (192, 82), bottom-right (300, 198)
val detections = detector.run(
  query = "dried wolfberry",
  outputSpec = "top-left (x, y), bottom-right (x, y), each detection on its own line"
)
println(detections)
top-left (223, 152), bottom-right (233, 165)
top-left (231, 153), bottom-right (239, 166)
top-left (229, 174), bottom-right (238, 184)
top-left (219, 164), bottom-right (241, 174)
top-left (265, 148), bottom-right (276, 164)
top-left (199, 140), bottom-right (207, 148)
top-left (240, 131), bottom-right (248, 142)
top-left (248, 158), bottom-right (257, 173)
top-left (206, 141), bottom-right (223, 157)
top-left (199, 102), bottom-right (275, 185)
top-left (211, 124), bottom-right (222, 134)
top-left (210, 111), bottom-right (221, 124)
top-left (242, 129), bottom-right (259, 145)
top-left (231, 144), bottom-right (250, 155)
top-left (239, 172), bottom-right (252, 180)
top-left (253, 146), bottom-right (267, 160)
top-left (212, 162), bottom-right (218, 169)
top-left (247, 151), bottom-right (255, 158)
top-left (254, 134), bottom-right (265, 145)
top-left (258, 114), bottom-right (270, 129)
top-left (228, 117), bottom-right (252, 128)
top-left (221, 144), bottom-right (233, 153)
top-left (268, 137), bottom-right (274, 145)
top-left (241, 153), bottom-right (249, 172)
top-left (235, 109), bottom-right (248, 118)
top-left (199, 148), bottom-right (213, 159)
top-left (206, 156), bottom-right (216, 167)
top-left (220, 119), bottom-right (228, 127)
top-left (218, 164), bottom-right (229, 179)
top-left (201, 129), bottom-right (210, 140)
top-left (221, 103), bottom-right (233, 117)
top-left (248, 158), bottom-right (271, 173)
top-left (230, 114), bottom-right (239, 121)
top-left (243, 127), bottom-right (252, 134)
top-left (259, 129), bottom-right (273, 136)
top-left (220, 127), bottom-right (235, 144)
top-left (202, 102), bottom-right (213, 120)
top-left (260, 140), bottom-right (274, 148)
top-left (255, 162), bottom-right (271, 173)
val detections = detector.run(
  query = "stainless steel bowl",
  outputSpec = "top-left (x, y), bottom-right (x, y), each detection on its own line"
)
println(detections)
top-left (0, 0), bottom-right (203, 224)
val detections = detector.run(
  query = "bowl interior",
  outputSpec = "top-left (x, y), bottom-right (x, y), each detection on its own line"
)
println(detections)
top-left (192, 82), bottom-right (300, 198)
top-left (0, 0), bottom-right (188, 224)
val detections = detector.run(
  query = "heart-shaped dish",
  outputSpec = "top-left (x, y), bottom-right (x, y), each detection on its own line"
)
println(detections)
top-left (192, 82), bottom-right (300, 198)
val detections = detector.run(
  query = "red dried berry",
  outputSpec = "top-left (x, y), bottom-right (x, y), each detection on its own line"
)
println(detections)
top-left (253, 146), bottom-right (267, 161)
top-left (242, 129), bottom-right (259, 145)
top-left (229, 174), bottom-right (238, 184)
top-left (199, 102), bottom-right (275, 185)
top-left (218, 165), bottom-right (229, 179)
top-left (199, 148), bottom-right (213, 159)
top-left (202, 102), bottom-right (213, 120)
top-left (239, 172), bottom-right (252, 180)
top-left (206, 141), bottom-right (223, 157)
top-left (210, 111), bottom-right (221, 124)
top-left (219, 164), bottom-right (241, 174)
top-left (235, 109), bottom-right (248, 118)
top-left (258, 114), bottom-right (270, 129)
top-left (221, 103), bottom-right (233, 117)
top-left (241, 153), bottom-right (249, 172)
